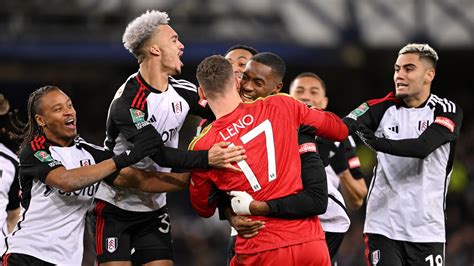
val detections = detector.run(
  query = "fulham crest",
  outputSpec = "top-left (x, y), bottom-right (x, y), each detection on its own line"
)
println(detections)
top-left (106, 237), bottom-right (118, 253)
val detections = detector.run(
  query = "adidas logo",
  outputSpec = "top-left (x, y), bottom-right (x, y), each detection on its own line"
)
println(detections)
top-left (388, 126), bottom-right (399, 133)
top-left (148, 115), bottom-right (156, 123)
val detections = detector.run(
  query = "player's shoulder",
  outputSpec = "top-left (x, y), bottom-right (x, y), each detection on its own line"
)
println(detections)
top-left (74, 137), bottom-right (107, 152)
top-left (19, 136), bottom-right (54, 163)
top-left (427, 93), bottom-right (462, 114)
top-left (188, 124), bottom-right (214, 151)
top-left (169, 76), bottom-right (197, 93)
top-left (366, 92), bottom-right (400, 107)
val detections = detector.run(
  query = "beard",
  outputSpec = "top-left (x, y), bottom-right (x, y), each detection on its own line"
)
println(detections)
top-left (395, 91), bottom-right (408, 100)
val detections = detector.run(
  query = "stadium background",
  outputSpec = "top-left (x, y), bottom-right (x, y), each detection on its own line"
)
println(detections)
top-left (0, 1), bottom-right (473, 265)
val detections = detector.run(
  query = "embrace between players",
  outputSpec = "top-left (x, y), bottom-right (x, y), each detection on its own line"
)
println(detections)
top-left (1, 9), bottom-right (462, 266)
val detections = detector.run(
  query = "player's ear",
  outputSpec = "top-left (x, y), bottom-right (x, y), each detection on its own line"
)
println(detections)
top-left (425, 68), bottom-right (435, 84)
top-left (272, 82), bottom-right (283, 95)
top-left (149, 45), bottom-right (160, 56)
top-left (198, 86), bottom-right (207, 100)
top-left (321, 96), bottom-right (329, 109)
top-left (36, 114), bottom-right (46, 128)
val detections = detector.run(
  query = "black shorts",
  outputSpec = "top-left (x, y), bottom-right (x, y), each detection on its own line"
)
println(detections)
top-left (94, 200), bottom-right (173, 264)
top-left (365, 233), bottom-right (445, 266)
top-left (1, 253), bottom-right (54, 266)
top-left (325, 231), bottom-right (345, 261)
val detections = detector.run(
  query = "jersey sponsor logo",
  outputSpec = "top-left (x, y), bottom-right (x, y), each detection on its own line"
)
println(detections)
top-left (298, 143), bottom-right (317, 154)
top-left (418, 120), bottom-right (429, 132)
top-left (57, 183), bottom-right (99, 197)
top-left (348, 103), bottom-right (369, 120)
top-left (219, 114), bottom-right (255, 141)
top-left (387, 125), bottom-right (399, 133)
top-left (106, 237), bottom-right (118, 253)
top-left (80, 159), bottom-right (91, 166)
top-left (434, 116), bottom-right (455, 133)
top-left (34, 150), bottom-right (53, 162)
top-left (161, 127), bottom-right (179, 143)
top-left (171, 101), bottom-right (182, 114)
top-left (371, 250), bottom-right (380, 265)
top-left (129, 108), bottom-right (150, 129)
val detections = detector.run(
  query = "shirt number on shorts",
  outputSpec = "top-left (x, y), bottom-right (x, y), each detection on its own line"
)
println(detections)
top-left (158, 213), bottom-right (170, 233)
top-left (230, 119), bottom-right (276, 192)
top-left (425, 254), bottom-right (443, 266)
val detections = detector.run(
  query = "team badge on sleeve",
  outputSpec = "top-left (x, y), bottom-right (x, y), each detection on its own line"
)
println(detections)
top-left (348, 103), bottom-right (369, 120)
top-left (106, 237), bottom-right (118, 253)
top-left (129, 108), bottom-right (149, 129)
top-left (34, 150), bottom-right (53, 162)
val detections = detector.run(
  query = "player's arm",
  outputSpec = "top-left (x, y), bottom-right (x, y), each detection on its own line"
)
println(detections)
top-left (342, 92), bottom-right (398, 134)
top-left (21, 134), bottom-right (159, 192)
top-left (113, 167), bottom-right (189, 193)
top-left (111, 99), bottom-right (244, 170)
top-left (287, 95), bottom-right (348, 141)
top-left (6, 171), bottom-right (20, 233)
top-left (189, 170), bottom-right (220, 218)
top-left (334, 137), bottom-right (367, 210)
top-left (230, 132), bottom-right (328, 218)
top-left (354, 105), bottom-right (463, 158)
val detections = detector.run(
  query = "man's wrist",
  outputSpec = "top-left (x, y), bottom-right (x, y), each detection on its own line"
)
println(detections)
top-left (249, 200), bottom-right (270, 216)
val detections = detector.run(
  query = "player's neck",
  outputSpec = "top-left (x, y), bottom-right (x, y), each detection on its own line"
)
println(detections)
top-left (139, 61), bottom-right (169, 92)
top-left (208, 94), bottom-right (242, 120)
top-left (403, 86), bottom-right (431, 108)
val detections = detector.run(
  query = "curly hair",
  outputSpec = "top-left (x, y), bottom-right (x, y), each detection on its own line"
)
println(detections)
top-left (123, 10), bottom-right (170, 60)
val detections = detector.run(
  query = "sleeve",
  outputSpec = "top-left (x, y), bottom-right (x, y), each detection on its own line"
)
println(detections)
top-left (375, 102), bottom-right (463, 158)
top-left (189, 170), bottom-right (219, 218)
top-left (19, 144), bottom-right (63, 183)
top-left (7, 177), bottom-right (20, 210)
top-left (329, 141), bottom-right (349, 175)
top-left (266, 131), bottom-right (328, 219)
top-left (291, 97), bottom-right (348, 142)
top-left (6, 159), bottom-right (20, 210)
top-left (343, 136), bottom-right (364, 179)
top-left (112, 97), bottom-right (210, 169)
top-left (109, 98), bottom-right (153, 141)
top-left (343, 92), bottom-right (397, 133)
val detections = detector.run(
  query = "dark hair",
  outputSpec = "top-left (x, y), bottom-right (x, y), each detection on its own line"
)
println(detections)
top-left (19, 86), bottom-right (61, 149)
top-left (225, 45), bottom-right (259, 56)
top-left (250, 52), bottom-right (286, 82)
top-left (291, 72), bottom-right (327, 92)
top-left (196, 55), bottom-right (234, 99)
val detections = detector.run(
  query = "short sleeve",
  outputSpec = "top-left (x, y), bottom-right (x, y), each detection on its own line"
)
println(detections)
top-left (19, 141), bottom-right (63, 183)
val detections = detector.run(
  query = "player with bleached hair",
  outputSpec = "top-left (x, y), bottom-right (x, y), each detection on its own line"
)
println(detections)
top-left (95, 10), bottom-right (246, 266)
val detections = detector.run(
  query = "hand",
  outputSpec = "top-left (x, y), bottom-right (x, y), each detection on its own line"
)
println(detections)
top-left (355, 124), bottom-right (390, 152)
top-left (229, 214), bottom-right (265, 239)
top-left (229, 191), bottom-right (253, 215)
top-left (208, 142), bottom-right (246, 172)
top-left (113, 132), bottom-right (160, 169)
